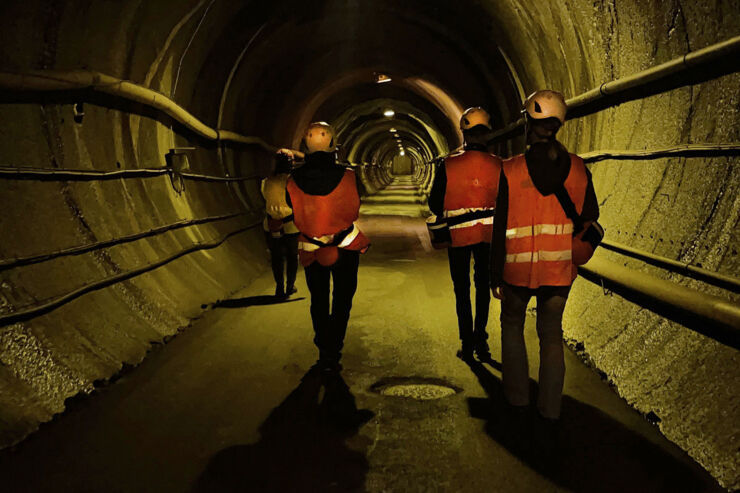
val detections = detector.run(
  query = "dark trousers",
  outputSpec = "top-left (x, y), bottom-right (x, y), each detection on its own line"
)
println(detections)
top-left (304, 250), bottom-right (360, 360)
top-left (447, 242), bottom-right (491, 347)
top-left (500, 283), bottom-right (570, 419)
top-left (266, 233), bottom-right (299, 292)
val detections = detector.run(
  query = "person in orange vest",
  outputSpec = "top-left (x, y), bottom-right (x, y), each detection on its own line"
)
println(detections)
top-left (429, 107), bottom-right (502, 362)
top-left (491, 90), bottom-right (599, 421)
top-left (261, 149), bottom-right (300, 298)
top-left (286, 122), bottom-right (370, 372)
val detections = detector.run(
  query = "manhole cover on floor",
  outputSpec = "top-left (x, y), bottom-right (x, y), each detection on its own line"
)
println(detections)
top-left (371, 377), bottom-right (461, 400)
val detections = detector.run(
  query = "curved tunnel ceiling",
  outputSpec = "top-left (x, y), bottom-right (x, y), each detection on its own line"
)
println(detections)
top-left (0, 0), bottom-right (738, 489)
top-left (208, 0), bottom-right (522, 157)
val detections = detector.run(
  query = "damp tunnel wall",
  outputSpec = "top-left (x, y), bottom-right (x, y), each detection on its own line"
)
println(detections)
top-left (0, 0), bottom-right (276, 450)
top-left (477, 2), bottom-right (740, 489)
top-left (0, 0), bottom-right (738, 489)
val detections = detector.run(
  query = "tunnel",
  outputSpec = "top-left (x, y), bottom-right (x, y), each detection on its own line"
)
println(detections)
top-left (0, 0), bottom-right (738, 491)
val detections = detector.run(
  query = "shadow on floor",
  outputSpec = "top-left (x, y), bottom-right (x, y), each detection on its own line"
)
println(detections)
top-left (465, 361), bottom-right (722, 493)
top-left (192, 368), bottom-right (374, 493)
top-left (204, 295), bottom-right (305, 309)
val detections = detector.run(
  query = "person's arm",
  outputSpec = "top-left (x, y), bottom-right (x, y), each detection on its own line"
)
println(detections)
top-left (581, 167), bottom-right (599, 223)
top-left (490, 169), bottom-right (508, 296)
top-left (428, 160), bottom-right (447, 217)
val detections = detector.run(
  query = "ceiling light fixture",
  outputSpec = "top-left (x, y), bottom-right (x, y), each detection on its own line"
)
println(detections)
top-left (374, 73), bottom-right (392, 84)
top-left (384, 109), bottom-right (395, 117)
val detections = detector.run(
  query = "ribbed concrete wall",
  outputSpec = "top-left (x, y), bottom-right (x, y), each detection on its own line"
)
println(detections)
top-left (0, 0), bottom-right (269, 447)
top-left (0, 0), bottom-right (737, 488)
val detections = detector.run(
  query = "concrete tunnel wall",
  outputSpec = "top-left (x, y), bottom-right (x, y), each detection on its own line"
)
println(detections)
top-left (0, 0), bottom-right (738, 488)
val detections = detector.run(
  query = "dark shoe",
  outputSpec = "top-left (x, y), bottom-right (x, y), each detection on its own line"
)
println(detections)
top-left (532, 412), bottom-right (560, 471)
top-left (456, 348), bottom-right (475, 363)
top-left (285, 285), bottom-right (298, 297)
top-left (274, 285), bottom-right (285, 298)
top-left (474, 344), bottom-right (494, 363)
top-left (501, 403), bottom-right (532, 456)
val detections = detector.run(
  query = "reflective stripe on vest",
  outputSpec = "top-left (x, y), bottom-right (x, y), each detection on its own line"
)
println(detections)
top-left (505, 250), bottom-right (572, 263)
top-left (502, 153), bottom-right (587, 288)
top-left (505, 223), bottom-right (574, 239)
top-left (444, 207), bottom-right (495, 230)
top-left (298, 223), bottom-right (361, 252)
top-left (287, 169), bottom-right (370, 266)
top-left (442, 150), bottom-right (502, 247)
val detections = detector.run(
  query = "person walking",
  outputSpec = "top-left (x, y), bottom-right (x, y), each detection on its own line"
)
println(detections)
top-left (491, 90), bottom-right (599, 421)
top-left (286, 122), bottom-right (370, 371)
top-left (261, 149), bottom-right (300, 298)
top-left (429, 107), bottom-right (502, 362)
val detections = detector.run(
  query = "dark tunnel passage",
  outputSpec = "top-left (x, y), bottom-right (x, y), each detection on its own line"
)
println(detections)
top-left (0, 0), bottom-right (739, 491)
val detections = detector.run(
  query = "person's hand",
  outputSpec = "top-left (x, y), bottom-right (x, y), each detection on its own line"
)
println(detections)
top-left (276, 148), bottom-right (294, 159)
top-left (492, 285), bottom-right (505, 300)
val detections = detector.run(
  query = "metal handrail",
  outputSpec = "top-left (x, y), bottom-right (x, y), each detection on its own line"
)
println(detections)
top-left (428, 143), bottom-right (740, 167)
top-left (0, 219), bottom-right (263, 327)
top-left (579, 256), bottom-right (740, 350)
top-left (0, 69), bottom-right (303, 155)
top-left (581, 144), bottom-right (740, 163)
top-left (0, 212), bottom-right (248, 271)
top-left (488, 35), bottom-right (740, 143)
top-left (0, 165), bottom-right (260, 182)
top-left (600, 240), bottom-right (740, 294)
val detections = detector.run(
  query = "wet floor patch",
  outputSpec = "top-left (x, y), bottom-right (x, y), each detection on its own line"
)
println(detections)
top-left (370, 377), bottom-right (461, 400)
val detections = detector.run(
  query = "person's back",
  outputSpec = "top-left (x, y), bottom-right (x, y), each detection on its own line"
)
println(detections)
top-left (443, 149), bottom-right (501, 247)
top-left (286, 122), bottom-right (369, 372)
top-left (491, 90), bottom-right (599, 422)
top-left (429, 107), bottom-right (501, 362)
top-left (261, 150), bottom-right (300, 298)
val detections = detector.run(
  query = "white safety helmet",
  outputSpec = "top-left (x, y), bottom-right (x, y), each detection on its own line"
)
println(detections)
top-left (522, 90), bottom-right (567, 124)
top-left (303, 121), bottom-right (337, 153)
top-left (460, 107), bottom-right (492, 130)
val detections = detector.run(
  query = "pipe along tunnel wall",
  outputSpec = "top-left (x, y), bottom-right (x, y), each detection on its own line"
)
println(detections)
top-left (0, 0), bottom-right (738, 488)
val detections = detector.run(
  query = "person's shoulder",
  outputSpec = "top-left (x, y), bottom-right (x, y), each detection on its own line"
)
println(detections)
top-left (503, 153), bottom-right (524, 165)
top-left (483, 151), bottom-right (503, 165)
top-left (568, 152), bottom-right (586, 168)
top-left (447, 149), bottom-right (465, 160)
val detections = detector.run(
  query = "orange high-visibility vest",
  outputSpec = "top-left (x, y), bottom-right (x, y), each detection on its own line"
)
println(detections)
top-left (442, 150), bottom-right (502, 247)
top-left (261, 174), bottom-right (299, 237)
top-left (502, 153), bottom-right (588, 288)
top-left (286, 169), bottom-right (370, 267)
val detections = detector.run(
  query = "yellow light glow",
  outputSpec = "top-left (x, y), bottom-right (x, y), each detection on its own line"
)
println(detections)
top-left (375, 73), bottom-right (392, 84)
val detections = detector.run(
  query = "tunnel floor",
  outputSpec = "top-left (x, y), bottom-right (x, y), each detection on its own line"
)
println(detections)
top-left (0, 206), bottom-right (723, 492)
top-left (360, 175), bottom-right (429, 217)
